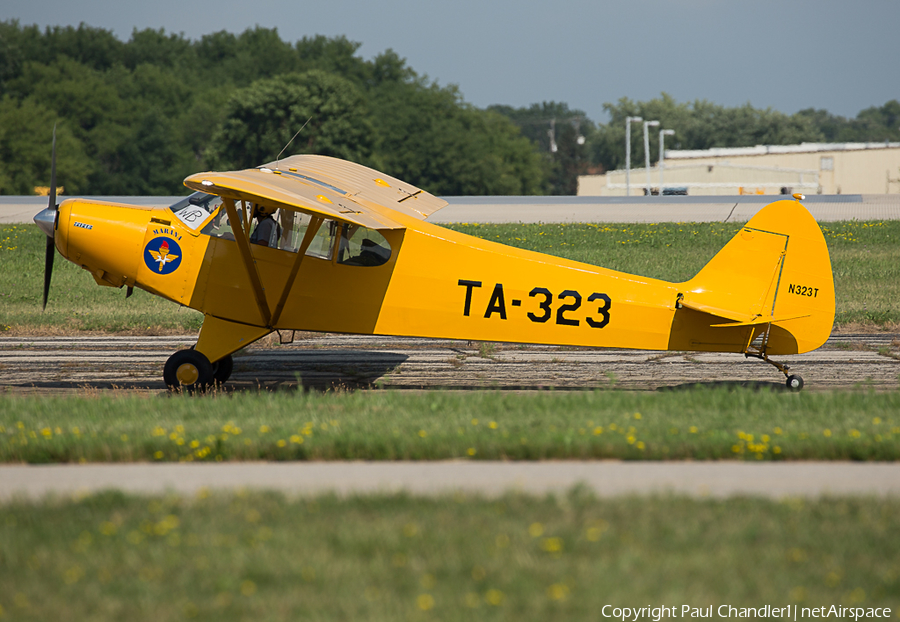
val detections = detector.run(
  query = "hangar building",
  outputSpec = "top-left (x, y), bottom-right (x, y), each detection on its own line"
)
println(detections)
top-left (578, 142), bottom-right (900, 196)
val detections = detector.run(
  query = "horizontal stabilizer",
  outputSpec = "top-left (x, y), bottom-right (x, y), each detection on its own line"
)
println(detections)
top-left (678, 299), bottom-right (811, 327)
top-left (710, 313), bottom-right (811, 328)
top-left (678, 299), bottom-right (755, 324)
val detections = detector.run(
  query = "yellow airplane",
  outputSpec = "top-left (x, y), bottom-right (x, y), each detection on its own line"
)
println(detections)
top-left (34, 148), bottom-right (834, 392)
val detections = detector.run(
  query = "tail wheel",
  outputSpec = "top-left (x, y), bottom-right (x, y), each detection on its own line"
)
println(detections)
top-left (786, 374), bottom-right (804, 391)
top-left (164, 349), bottom-right (213, 393)
top-left (212, 354), bottom-right (234, 386)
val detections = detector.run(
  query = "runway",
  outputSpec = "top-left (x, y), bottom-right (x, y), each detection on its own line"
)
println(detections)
top-left (3, 194), bottom-right (900, 225)
top-left (1, 333), bottom-right (897, 500)
top-left (0, 332), bottom-right (897, 394)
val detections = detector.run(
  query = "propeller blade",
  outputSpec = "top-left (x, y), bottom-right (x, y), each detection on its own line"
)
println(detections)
top-left (49, 123), bottom-right (57, 211)
top-left (41, 123), bottom-right (58, 311)
top-left (42, 235), bottom-right (54, 311)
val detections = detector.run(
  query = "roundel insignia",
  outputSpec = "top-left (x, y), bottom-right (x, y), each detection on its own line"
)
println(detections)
top-left (144, 237), bottom-right (183, 274)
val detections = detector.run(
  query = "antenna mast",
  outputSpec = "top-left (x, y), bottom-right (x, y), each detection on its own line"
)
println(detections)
top-left (274, 116), bottom-right (312, 169)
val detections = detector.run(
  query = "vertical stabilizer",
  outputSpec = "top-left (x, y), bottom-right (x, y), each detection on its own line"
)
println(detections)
top-left (678, 199), bottom-right (834, 354)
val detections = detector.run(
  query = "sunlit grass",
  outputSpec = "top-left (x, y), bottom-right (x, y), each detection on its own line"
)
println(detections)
top-left (447, 220), bottom-right (900, 327)
top-left (0, 225), bottom-right (202, 334)
top-left (2, 220), bottom-right (898, 332)
top-left (2, 389), bottom-right (899, 463)
top-left (1, 491), bottom-right (898, 621)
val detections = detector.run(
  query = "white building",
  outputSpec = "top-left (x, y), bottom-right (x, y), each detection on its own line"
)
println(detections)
top-left (578, 142), bottom-right (900, 196)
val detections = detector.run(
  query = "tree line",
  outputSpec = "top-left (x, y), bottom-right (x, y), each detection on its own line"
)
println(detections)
top-left (1, 21), bottom-right (897, 196)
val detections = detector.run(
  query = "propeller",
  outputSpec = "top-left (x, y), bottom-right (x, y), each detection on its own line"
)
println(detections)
top-left (34, 124), bottom-right (59, 310)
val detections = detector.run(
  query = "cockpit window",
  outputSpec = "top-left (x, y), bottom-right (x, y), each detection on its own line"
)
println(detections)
top-left (199, 204), bottom-right (338, 261)
top-left (197, 201), bottom-right (391, 265)
top-left (169, 192), bottom-right (222, 231)
top-left (279, 212), bottom-right (337, 259)
top-left (337, 225), bottom-right (391, 266)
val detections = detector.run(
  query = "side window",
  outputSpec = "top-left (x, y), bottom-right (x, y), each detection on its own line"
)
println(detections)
top-left (337, 225), bottom-right (391, 267)
top-left (200, 203), bottom-right (346, 262)
top-left (245, 207), bottom-right (337, 260)
top-left (282, 213), bottom-right (337, 260)
top-left (200, 203), bottom-right (242, 240)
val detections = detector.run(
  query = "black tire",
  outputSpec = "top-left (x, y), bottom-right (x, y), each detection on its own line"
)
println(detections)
top-left (164, 349), bottom-right (213, 393)
top-left (212, 354), bottom-right (234, 386)
top-left (785, 374), bottom-right (804, 391)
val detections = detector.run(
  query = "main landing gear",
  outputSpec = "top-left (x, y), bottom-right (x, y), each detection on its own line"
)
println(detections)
top-left (163, 349), bottom-right (233, 393)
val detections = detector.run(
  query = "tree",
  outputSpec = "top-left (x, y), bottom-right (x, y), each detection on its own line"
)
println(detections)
top-left (491, 102), bottom-right (594, 195)
top-left (588, 93), bottom-right (825, 172)
top-left (0, 97), bottom-right (92, 194)
top-left (123, 28), bottom-right (194, 71)
top-left (206, 70), bottom-right (374, 170)
top-left (371, 81), bottom-right (545, 195)
top-left (852, 100), bottom-right (900, 142)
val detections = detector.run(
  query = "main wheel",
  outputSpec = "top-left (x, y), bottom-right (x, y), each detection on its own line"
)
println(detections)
top-left (211, 354), bottom-right (234, 386)
top-left (785, 374), bottom-right (804, 391)
top-left (164, 349), bottom-right (213, 393)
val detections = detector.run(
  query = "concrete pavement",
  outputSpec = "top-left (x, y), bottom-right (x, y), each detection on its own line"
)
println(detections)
top-left (3, 194), bottom-right (899, 224)
top-left (2, 462), bottom-right (899, 500)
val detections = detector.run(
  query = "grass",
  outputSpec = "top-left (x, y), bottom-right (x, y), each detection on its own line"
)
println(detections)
top-left (447, 220), bottom-right (900, 328)
top-left (2, 388), bottom-right (900, 463)
top-left (1, 220), bottom-right (898, 333)
top-left (1, 491), bottom-right (898, 621)
top-left (0, 225), bottom-right (202, 334)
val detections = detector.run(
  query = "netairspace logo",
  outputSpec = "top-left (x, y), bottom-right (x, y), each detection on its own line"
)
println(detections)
top-left (600, 606), bottom-right (893, 622)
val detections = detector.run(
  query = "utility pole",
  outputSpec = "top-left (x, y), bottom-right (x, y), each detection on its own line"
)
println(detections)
top-left (625, 116), bottom-right (642, 196)
top-left (659, 129), bottom-right (675, 192)
top-left (643, 120), bottom-right (659, 195)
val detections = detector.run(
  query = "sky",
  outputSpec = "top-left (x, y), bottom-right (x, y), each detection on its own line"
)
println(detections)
top-left (3, 0), bottom-right (899, 124)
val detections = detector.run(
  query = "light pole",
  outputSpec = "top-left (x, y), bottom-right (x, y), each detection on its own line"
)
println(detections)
top-left (643, 120), bottom-right (659, 195)
top-left (658, 129), bottom-right (675, 192)
top-left (625, 116), bottom-right (642, 196)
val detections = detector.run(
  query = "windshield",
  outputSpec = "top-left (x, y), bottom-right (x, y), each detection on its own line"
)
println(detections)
top-left (168, 192), bottom-right (222, 231)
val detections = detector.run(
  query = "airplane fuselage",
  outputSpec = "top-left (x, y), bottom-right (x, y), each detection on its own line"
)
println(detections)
top-left (52, 197), bottom-right (786, 364)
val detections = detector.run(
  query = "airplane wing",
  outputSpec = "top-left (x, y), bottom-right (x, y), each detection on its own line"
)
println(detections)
top-left (183, 155), bottom-right (448, 230)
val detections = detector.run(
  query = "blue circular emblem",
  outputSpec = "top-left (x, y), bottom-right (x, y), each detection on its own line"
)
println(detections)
top-left (144, 237), bottom-right (183, 275)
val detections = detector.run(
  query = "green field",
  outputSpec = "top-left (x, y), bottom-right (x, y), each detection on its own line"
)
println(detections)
top-left (3, 221), bottom-right (898, 619)
top-left (3, 389), bottom-right (899, 463)
top-left (1, 220), bottom-right (898, 333)
top-left (1, 491), bottom-right (898, 621)
top-left (0, 225), bottom-right (202, 334)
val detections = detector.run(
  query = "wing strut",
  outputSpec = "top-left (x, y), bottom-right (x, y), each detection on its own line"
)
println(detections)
top-left (270, 216), bottom-right (323, 327)
top-left (223, 198), bottom-right (272, 327)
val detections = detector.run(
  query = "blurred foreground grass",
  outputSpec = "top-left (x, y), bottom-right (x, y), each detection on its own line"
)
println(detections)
top-left (1, 491), bottom-right (898, 621)
top-left (1, 220), bottom-right (898, 333)
top-left (3, 388), bottom-right (899, 463)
